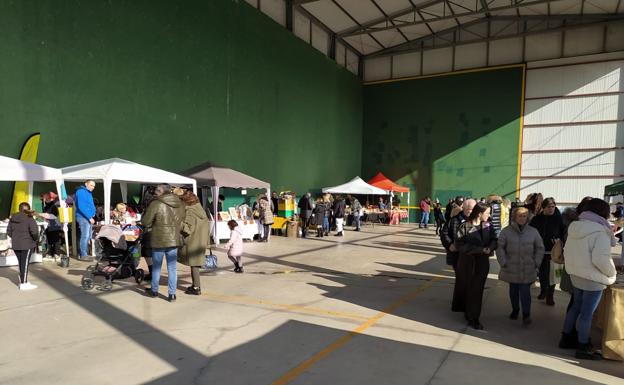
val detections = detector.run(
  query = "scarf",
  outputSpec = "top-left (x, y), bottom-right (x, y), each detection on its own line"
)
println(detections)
top-left (578, 211), bottom-right (617, 247)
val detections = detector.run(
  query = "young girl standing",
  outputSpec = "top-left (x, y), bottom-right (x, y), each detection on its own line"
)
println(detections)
top-left (225, 220), bottom-right (244, 273)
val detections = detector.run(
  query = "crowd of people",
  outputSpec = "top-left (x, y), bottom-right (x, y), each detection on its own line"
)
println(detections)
top-left (437, 193), bottom-right (621, 360)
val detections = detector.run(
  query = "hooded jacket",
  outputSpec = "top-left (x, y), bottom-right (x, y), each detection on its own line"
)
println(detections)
top-left (497, 222), bottom-right (544, 284)
top-left (7, 212), bottom-right (39, 250)
top-left (332, 198), bottom-right (346, 218)
top-left (75, 185), bottom-right (96, 221)
top-left (564, 219), bottom-right (616, 286)
top-left (141, 193), bottom-right (186, 249)
top-left (178, 202), bottom-right (210, 267)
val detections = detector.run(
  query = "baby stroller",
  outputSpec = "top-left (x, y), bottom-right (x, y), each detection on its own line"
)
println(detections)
top-left (81, 224), bottom-right (145, 291)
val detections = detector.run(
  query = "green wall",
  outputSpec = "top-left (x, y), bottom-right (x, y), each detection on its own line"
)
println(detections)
top-left (362, 67), bottom-right (523, 210)
top-left (0, 0), bottom-right (362, 215)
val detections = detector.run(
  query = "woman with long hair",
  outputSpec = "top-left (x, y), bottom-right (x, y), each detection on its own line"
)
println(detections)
top-left (452, 202), bottom-right (497, 329)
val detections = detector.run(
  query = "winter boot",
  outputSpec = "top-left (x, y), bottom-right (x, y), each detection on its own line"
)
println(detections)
top-left (575, 343), bottom-right (602, 360)
top-left (558, 331), bottom-right (578, 349)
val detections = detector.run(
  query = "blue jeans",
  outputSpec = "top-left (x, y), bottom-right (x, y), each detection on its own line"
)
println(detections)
top-left (76, 216), bottom-right (92, 257)
top-left (563, 288), bottom-right (603, 344)
top-left (322, 217), bottom-right (330, 234)
top-left (420, 211), bottom-right (430, 226)
top-left (151, 247), bottom-right (178, 295)
top-left (509, 283), bottom-right (532, 316)
top-left (353, 215), bottom-right (361, 229)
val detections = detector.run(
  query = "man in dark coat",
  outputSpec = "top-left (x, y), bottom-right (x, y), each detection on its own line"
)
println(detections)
top-left (298, 192), bottom-right (314, 238)
top-left (441, 199), bottom-right (476, 270)
top-left (142, 184), bottom-right (185, 302)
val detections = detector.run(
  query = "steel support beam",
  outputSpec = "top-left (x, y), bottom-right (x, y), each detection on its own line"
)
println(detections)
top-left (339, 0), bottom-right (569, 38)
top-left (367, 17), bottom-right (624, 58)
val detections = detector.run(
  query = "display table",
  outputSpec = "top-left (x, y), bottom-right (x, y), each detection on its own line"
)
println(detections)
top-left (209, 220), bottom-right (259, 244)
top-left (0, 222), bottom-right (45, 267)
top-left (593, 283), bottom-right (624, 361)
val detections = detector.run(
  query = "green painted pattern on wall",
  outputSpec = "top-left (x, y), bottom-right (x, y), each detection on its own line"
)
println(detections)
top-left (362, 67), bottom-right (523, 208)
top-left (0, 0), bottom-right (362, 215)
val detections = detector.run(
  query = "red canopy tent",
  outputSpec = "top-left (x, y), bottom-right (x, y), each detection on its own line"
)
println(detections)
top-left (368, 172), bottom-right (409, 193)
top-left (368, 172), bottom-right (411, 223)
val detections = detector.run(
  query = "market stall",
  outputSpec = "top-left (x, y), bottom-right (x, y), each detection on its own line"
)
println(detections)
top-left (62, 158), bottom-right (197, 223)
top-left (183, 162), bottom-right (270, 243)
top-left (0, 155), bottom-right (70, 266)
top-left (368, 172), bottom-right (411, 224)
top-left (323, 177), bottom-right (388, 226)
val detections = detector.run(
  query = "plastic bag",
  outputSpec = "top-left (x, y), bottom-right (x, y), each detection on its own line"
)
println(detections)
top-left (204, 249), bottom-right (218, 271)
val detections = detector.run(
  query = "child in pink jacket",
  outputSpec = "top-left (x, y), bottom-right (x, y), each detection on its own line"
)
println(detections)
top-left (225, 220), bottom-right (244, 273)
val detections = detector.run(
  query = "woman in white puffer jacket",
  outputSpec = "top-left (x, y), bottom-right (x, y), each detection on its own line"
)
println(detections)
top-left (559, 198), bottom-right (617, 360)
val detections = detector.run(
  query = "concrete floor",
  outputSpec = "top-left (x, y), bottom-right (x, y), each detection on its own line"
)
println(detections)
top-left (0, 224), bottom-right (623, 385)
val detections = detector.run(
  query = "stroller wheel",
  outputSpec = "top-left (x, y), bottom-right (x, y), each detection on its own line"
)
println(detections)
top-left (81, 277), bottom-right (94, 290)
top-left (86, 265), bottom-right (95, 273)
top-left (134, 268), bottom-right (145, 284)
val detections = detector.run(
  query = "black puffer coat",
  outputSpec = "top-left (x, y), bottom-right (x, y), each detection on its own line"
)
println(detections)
top-left (7, 212), bottom-right (39, 251)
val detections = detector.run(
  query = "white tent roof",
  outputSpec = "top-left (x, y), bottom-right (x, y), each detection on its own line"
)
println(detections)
top-left (0, 155), bottom-right (63, 182)
top-left (61, 158), bottom-right (196, 186)
top-left (322, 176), bottom-right (388, 195)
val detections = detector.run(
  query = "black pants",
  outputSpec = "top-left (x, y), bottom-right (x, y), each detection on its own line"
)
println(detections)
top-left (262, 224), bottom-right (270, 241)
top-left (15, 249), bottom-right (33, 284)
top-left (46, 230), bottom-right (62, 256)
top-left (435, 219), bottom-right (444, 235)
top-left (191, 266), bottom-right (201, 288)
top-left (538, 255), bottom-right (555, 295)
top-left (453, 253), bottom-right (490, 321)
top-left (300, 218), bottom-right (310, 237)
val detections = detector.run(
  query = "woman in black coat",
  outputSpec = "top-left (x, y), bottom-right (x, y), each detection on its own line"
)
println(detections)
top-left (7, 202), bottom-right (40, 290)
top-left (529, 197), bottom-right (565, 306)
top-left (452, 202), bottom-right (497, 330)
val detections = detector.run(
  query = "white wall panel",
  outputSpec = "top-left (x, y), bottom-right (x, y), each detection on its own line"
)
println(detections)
top-left (454, 42), bottom-right (487, 70)
top-left (293, 9), bottom-right (310, 43)
top-left (422, 47), bottom-right (453, 75)
top-left (364, 57), bottom-right (392, 81)
top-left (522, 59), bottom-right (624, 204)
top-left (524, 95), bottom-right (621, 125)
top-left (520, 178), bottom-right (617, 204)
top-left (522, 122), bottom-right (624, 150)
top-left (526, 32), bottom-right (562, 62)
top-left (606, 23), bottom-right (624, 52)
top-left (393, 52), bottom-right (421, 78)
top-left (564, 26), bottom-right (604, 57)
top-left (525, 61), bottom-right (622, 98)
top-left (260, 0), bottom-right (286, 26)
top-left (489, 37), bottom-right (523, 66)
top-left (311, 23), bottom-right (328, 55)
top-left (521, 151), bottom-right (618, 177)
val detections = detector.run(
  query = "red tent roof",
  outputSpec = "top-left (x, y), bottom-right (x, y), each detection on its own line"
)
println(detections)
top-left (367, 172), bottom-right (409, 193)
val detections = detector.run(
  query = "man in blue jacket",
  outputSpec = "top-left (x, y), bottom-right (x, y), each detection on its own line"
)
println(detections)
top-left (75, 180), bottom-right (96, 260)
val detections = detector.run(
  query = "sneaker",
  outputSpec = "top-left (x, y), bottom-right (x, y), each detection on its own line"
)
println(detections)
top-left (234, 267), bottom-right (244, 273)
top-left (575, 343), bottom-right (602, 360)
top-left (509, 310), bottom-right (519, 320)
top-left (145, 288), bottom-right (158, 298)
top-left (168, 294), bottom-right (177, 302)
top-left (19, 282), bottom-right (38, 290)
top-left (468, 319), bottom-right (484, 330)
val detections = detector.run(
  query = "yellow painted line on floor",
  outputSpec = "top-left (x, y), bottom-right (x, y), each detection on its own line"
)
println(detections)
top-left (200, 291), bottom-right (370, 321)
top-left (271, 276), bottom-right (442, 385)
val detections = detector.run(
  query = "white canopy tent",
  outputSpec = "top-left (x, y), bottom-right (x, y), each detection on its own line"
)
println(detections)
top-left (61, 158), bottom-right (197, 223)
top-left (0, 155), bottom-right (70, 261)
top-left (322, 176), bottom-right (388, 195)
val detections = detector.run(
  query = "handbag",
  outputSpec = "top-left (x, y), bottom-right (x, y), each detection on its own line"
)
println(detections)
top-left (204, 248), bottom-right (218, 270)
top-left (551, 239), bottom-right (564, 264)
